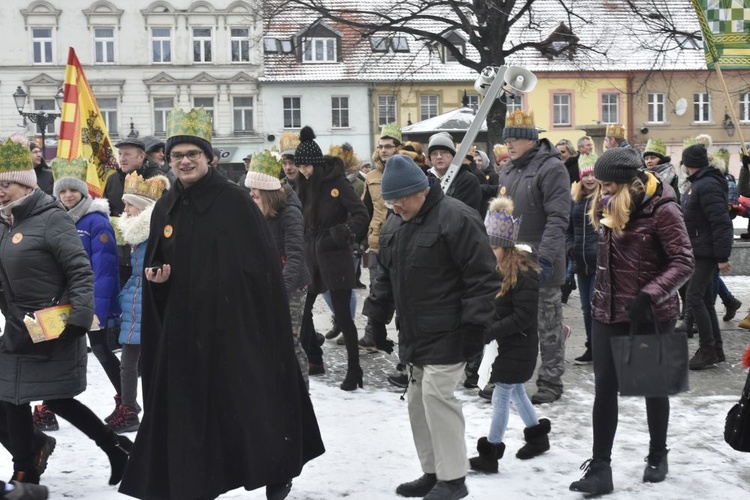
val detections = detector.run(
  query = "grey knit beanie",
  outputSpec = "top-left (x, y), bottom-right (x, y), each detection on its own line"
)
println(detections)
top-left (427, 132), bottom-right (456, 156)
top-left (381, 154), bottom-right (429, 199)
top-left (594, 148), bottom-right (644, 184)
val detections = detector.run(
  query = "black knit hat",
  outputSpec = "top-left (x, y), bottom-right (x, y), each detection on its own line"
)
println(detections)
top-left (681, 143), bottom-right (709, 169)
top-left (294, 126), bottom-right (325, 167)
top-left (594, 148), bottom-right (644, 184)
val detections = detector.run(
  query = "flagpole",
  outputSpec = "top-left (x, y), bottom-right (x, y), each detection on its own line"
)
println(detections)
top-left (713, 62), bottom-right (748, 156)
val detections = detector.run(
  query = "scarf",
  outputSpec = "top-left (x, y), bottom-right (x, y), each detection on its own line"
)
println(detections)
top-left (66, 195), bottom-right (93, 223)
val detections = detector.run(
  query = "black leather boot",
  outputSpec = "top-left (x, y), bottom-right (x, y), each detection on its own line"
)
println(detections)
top-left (643, 449), bottom-right (669, 483)
top-left (340, 364), bottom-right (363, 391)
top-left (396, 473), bottom-right (437, 497)
top-left (569, 458), bottom-right (613, 495)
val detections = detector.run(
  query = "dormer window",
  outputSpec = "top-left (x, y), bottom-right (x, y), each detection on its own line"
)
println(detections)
top-left (442, 31), bottom-right (467, 64)
top-left (537, 22), bottom-right (579, 60)
top-left (370, 35), bottom-right (410, 53)
top-left (392, 36), bottom-right (409, 52)
top-left (302, 37), bottom-right (337, 62)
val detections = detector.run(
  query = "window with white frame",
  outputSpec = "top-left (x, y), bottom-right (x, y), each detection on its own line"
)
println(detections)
top-left (98, 98), bottom-right (118, 135)
top-left (552, 93), bottom-right (571, 126)
top-left (648, 93), bottom-right (666, 123)
top-left (233, 97), bottom-right (254, 133)
top-left (464, 94), bottom-right (480, 110)
top-left (94, 28), bottom-right (115, 64)
top-left (740, 92), bottom-right (750, 123)
top-left (193, 28), bottom-right (212, 63)
top-left (601, 93), bottom-right (619, 124)
top-left (231, 28), bottom-right (250, 62)
top-left (32, 28), bottom-right (53, 64)
top-left (193, 97), bottom-right (214, 128)
top-left (302, 37), bottom-right (337, 63)
top-left (420, 95), bottom-right (439, 121)
top-left (332, 96), bottom-right (349, 128)
top-left (283, 97), bottom-right (301, 128)
top-left (151, 28), bottom-right (172, 63)
top-left (693, 92), bottom-right (711, 123)
top-left (153, 97), bottom-right (174, 134)
top-left (506, 94), bottom-right (524, 113)
top-left (444, 44), bottom-right (464, 63)
top-left (378, 95), bottom-right (396, 126)
top-left (34, 99), bottom-right (56, 134)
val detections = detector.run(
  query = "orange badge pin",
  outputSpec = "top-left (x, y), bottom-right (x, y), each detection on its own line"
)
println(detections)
top-left (331, 188), bottom-right (340, 198)
top-left (99, 233), bottom-right (109, 244)
top-left (500, 186), bottom-right (507, 196)
top-left (11, 233), bottom-right (23, 244)
top-left (163, 224), bottom-right (174, 238)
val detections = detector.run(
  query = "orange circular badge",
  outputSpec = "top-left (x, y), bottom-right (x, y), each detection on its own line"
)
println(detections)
top-left (500, 186), bottom-right (507, 196)
top-left (11, 233), bottom-right (23, 244)
top-left (331, 188), bottom-right (340, 198)
top-left (163, 224), bottom-right (174, 238)
top-left (99, 233), bottom-right (110, 244)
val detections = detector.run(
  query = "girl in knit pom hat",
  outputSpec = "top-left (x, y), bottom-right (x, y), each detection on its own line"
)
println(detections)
top-left (570, 148), bottom-right (694, 495)
top-left (470, 196), bottom-right (551, 474)
top-left (295, 126), bottom-right (369, 391)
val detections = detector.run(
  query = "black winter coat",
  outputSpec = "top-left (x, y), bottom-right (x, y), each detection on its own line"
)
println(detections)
top-left (300, 162), bottom-right (368, 293)
top-left (35, 163), bottom-right (54, 196)
top-left (564, 156), bottom-right (580, 185)
top-left (682, 166), bottom-right (733, 262)
top-left (0, 189), bottom-right (94, 404)
top-left (119, 168), bottom-right (324, 500)
top-left (445, 164), bottom-right (482, 214)
top-left (266, 186), bottom-right (311, 296)
top-left (571, 195), bottom-right (598, 276)
top-left (487, 268), bottom-right (539, 384)
top-left (363, 182), bottom-right (500, 365)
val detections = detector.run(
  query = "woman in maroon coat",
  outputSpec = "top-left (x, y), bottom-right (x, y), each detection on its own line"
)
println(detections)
top-left (295, 126), bottom-right (369, 391)
top-left (569, 148), bottom-right (694, 496)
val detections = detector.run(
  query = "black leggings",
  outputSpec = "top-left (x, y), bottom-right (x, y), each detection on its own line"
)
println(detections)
top-left (591, 319), bottom-right (672, 461)
top-left (88, 329), bottom-right (122, 395)
top-left (301, 289), bottom-right (359, 368)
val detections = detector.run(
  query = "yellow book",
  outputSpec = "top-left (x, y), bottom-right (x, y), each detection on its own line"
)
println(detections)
top-left (24, 304), bottom-right (72, 343)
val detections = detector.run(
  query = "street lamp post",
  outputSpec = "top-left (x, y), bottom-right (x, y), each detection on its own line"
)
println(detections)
top-left (12, 85), bottom-right (64, 157)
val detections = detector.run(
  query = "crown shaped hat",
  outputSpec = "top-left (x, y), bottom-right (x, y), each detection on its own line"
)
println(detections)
top-left (713, 147), bottom-right (730, 169)
top-left (578, 153), bottom-right (599, 179)
top-left (279, 132), bottom-right (300, 157)
top-left (683, 136), bottom-right (701, 148)
top-left (245, 149), bottom-right (283, 191)
top-left (166, 107), bottom-right (212, 142)
top-left (0, 137), bottom-right (34, 174)
top-left (502, 110), bottom-right (538, 140)
top-left (605, 124), bottom-right (626, 139)
top-left (380, 123), bottom-right (402, 144)
top-left (493, 143), bottom-right (510, 160)
top-left (124, 172), bottom-right (168, 201)
top-left (51, 157), bottom-right (88, 183)
top-left (643, 139), bottom-right (667, 159)
top-left (484, 196), bottom-right (522, 248)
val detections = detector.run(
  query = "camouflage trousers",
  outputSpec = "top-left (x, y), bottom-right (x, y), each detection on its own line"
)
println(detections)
top-left (288, 288), bottom-right (310, 390)
top-left (536, 285), bottom-right (565, 396)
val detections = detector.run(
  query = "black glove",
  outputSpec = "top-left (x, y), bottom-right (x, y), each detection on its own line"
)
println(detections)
top-left (329, 224), bottom-right (352, 247)
top-left (538, 258), bottom-right (553, 285)
top-left (462, 324), bottom-right (486, 359)
top-left (742, 154), bottom-right (750, 169)
top-left (628, 292), bottom-right (653, 323)
top-left (370, 320), bottom-right (394, 354)
top-left (58, 324), bottom-right (88, 341)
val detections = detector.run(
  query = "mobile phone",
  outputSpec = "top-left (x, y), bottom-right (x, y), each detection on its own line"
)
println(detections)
top-left (146, 266), bottom-right (161, 272)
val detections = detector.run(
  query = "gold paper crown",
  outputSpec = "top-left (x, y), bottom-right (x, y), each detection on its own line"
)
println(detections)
top-left (51, 157), bottom-right (88, 182)
top-left (279, 132), bottom-right (300, 156)
top-left (166, 107), bottom-right (212, 142)
top-left (605, 124), bottom-right (626, 139)
top-left (124, 172), bottom-right (168, 201)
top-left (504, 109), bottom-right (535, 128)
top-left (0, 137), bottom-right (33, 174)
top-left (249, 149), bottom-right (283, 178)
top-left (494, 144), bottom-right (509, 158)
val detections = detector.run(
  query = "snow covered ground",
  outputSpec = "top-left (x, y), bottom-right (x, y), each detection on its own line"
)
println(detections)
top-left (2, 276), bottom-right (750, 499)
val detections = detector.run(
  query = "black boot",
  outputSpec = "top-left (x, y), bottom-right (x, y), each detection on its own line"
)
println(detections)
top-left (325, 317), bottom-right (341, 340)
top-left (574, 342), bottom-right (593, 365)
top-left (340, 364), bottom-right (363, 391)
top-left (469, 437), bottom-right (505, 473)
top-left (5, 481), bottom-right (49, 500)
top-left (689, 346), bottom-right (718, 370)
top-left (423, 477), bottom-right (468, 500)
top-left (266, 479), bottom-right (293, 500)
top-left (10, 468), bottom-right (41, 485)
top-left (569, 458), bottom-right (613, 495)
top-left (723, 297), bottom-right (742, 322)
top-left (516, 418), bottom-right (551, 459)
top-left (643, 449), bottom-right (669, 483)
top-left (99, 432), bottom-right (133, 485)
top-left (32, 433), bottom-right (56, 476)
top-left (396, 473), bottom-right (437, 497)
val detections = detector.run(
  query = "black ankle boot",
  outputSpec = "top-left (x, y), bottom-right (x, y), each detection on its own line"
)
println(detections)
top-left (643, 449), bottom-right (669, 483)
top-left (266, 479), bottom-right (293, 500)
top-left (469, 437), bottom-right (505, 473)
top-left (569, 458), bottom-right (613, 495)
top-left (325, 317), bottom-right (341, 340)
top-left (396, 473), bottom-right (437, 497)
top-left (99, 432), bottom-right (133, 485)
top-left (340, 364), bottom-right (363, 391)
top-left (516, 418), bottom-right (551, 459)
top-left (423, 477), bottom-right (468, 500)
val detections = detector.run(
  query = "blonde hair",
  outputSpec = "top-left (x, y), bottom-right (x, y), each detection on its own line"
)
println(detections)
top-left (588, 177), bottom-right (645, 235)
top-left (495, 246), bottom-right (540, 298)
top-left (571, 179), bottom-right (597, 203)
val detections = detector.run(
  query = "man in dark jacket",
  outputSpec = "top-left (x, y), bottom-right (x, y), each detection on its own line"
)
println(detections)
top-left (496, 110), bottom-right (571, 404)
top-left (30, 143), bottom-right (54, 195)
top-left (118, 108), bottom-right (324, 500)
top-left (681, 143), bottom-right (734, 370)
top-left (427, 132), bottom-right (482, 214)
top-left (364, 154), bottom-right (499, 500)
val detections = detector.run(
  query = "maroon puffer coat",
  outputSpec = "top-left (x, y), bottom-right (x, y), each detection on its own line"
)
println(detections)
top-left (592, 183), bottom-right (694, 324)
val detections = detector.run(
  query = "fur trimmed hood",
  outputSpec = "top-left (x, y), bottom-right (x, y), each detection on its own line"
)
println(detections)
top-left (86, 197), bottom-right (111, 217)
top-left (116, 203), bottom-right (154, 245)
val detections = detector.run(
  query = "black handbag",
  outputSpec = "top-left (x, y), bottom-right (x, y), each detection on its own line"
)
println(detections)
top-left (610, 319), bottom-right (689, 397)
top-left (724, 371), bottom-right (750, 452)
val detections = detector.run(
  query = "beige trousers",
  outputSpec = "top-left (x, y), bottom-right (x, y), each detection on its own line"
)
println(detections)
top-left (407, 363), bottom-right (468, 481)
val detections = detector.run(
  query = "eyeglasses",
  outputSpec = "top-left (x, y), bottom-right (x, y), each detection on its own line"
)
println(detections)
top-left (429, 150), bottom-right (450, 158)
top-left (377, 144), bottom-right (396, 150)
top-left (383, 198), bottom-right (407, 210)
top-left (169, 150), bottom-right (204, 162)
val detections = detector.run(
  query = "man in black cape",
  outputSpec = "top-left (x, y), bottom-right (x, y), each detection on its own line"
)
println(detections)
top-left (118, 107), bottom-right (324, 500)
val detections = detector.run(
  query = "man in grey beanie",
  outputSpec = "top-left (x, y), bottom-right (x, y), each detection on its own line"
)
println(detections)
top-left (427, 132), bottom-right (482, 213)
top-left (364, 154), bottom-right (499, 500)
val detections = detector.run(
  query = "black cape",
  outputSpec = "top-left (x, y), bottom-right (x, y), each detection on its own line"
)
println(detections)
top-left (119, 168), bottom-right (324, 500)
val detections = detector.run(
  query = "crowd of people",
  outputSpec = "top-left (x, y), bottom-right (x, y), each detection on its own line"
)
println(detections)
top-left (0, 103), bottom-right (749, 500)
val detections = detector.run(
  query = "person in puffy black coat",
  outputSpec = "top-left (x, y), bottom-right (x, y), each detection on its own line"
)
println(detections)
top-left (469, 197), bottom-right (550, 475)
top-left (296, 126), bottom-right (368, 391)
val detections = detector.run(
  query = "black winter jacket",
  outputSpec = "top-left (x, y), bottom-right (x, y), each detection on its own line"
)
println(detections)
top-left (266, 186), bottom-right (311, 295)
top-left (682, 166), bottom-right (733, 262)
top-left (431, 164), bottom-right (483, 214)
top-left (363, 182), bottom-right (500, 365)
top-left (35, 162), bottom-right (54, 196)
top-left (571, 195), bottom-right (598, 276)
